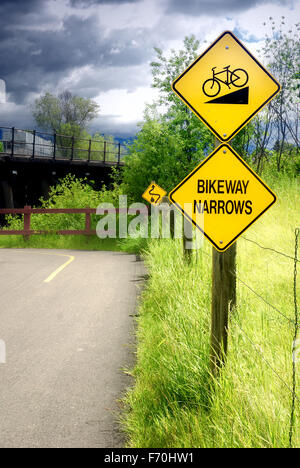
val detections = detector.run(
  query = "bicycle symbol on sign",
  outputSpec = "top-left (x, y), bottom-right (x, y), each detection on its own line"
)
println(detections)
top-left (202, 65), bottom-right (249, 98)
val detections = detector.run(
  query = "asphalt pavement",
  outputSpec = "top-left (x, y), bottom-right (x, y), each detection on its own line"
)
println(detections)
top-left (0, 248), bottom-right (145, 448)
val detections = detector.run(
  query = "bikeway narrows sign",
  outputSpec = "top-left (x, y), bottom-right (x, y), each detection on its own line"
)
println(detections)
top-left (172, 31), bottom-right (280, 142)
top-left (169, 144), bottom-right (277, 252)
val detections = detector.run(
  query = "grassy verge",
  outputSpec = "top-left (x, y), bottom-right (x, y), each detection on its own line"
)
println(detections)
top-left (0, 234), bottom-right (118, 251)
top-left (0, 234), bottom-right (149, 254)
top-left (123, 175), bottom-right (300, 448)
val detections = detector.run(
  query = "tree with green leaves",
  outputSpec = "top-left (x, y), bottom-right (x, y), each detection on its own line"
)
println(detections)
top-left (33, 90), bottom-right (100, 161)
top-left (123, 36), bottom-right (214, 201)
top-left (230, 19), bottom-right (299, 175)
top-left (32, 90), bottom-right (100, 135)
top-left (151, 36), bottom-right (214, 158)
top-left (261, 18), bottom-right (300, 170)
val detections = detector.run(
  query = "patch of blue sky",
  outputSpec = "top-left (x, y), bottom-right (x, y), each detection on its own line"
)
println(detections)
top-left (233, 27), bottom-right (262, 43)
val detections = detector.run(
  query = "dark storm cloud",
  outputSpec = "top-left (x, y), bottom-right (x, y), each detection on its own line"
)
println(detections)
top-left (0, 0), bottom-right (42, 13)
top-left (0, 0), bottom-right (293, 135)
top-left (0, 0), bottom-right (46, 39)
top-left (70, 0), bottom-right (140, 5)
top-left (0, 104), bottom-right (34, 129)
top-left (0, 4), bottom-right (154, 103)
top-left (166, 0), bottom-right (289, 16)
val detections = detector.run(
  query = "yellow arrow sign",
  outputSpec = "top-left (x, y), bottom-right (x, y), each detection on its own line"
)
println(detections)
top-left (172, 31), bottom-right (280, 142)
top-left (142, 182), bottom-right (167, 206)
top-left (169, 144), bottom-right (276, 252)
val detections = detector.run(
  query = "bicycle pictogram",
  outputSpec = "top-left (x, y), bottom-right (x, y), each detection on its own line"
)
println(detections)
top-left (202, 65), bottom-right (249, 98)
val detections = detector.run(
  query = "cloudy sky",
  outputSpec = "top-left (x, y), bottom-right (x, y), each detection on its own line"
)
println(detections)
top-left (0, 0), bottom-right (299, 137)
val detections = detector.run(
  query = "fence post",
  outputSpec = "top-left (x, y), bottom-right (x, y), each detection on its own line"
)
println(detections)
top-left (53, 133), bottom-right (56, 160)
top-left (183, 217), bottom-right (193, 262)
top-left (118, 143), bottom-right (121, 165)
top-left (85, 208), bottom-right (91, 239)
top-left (103, 141), bottom-right (106, 163)
top-left (88, 139), bottom-right (92, 162)
top-left (210, 138), bottom-right (237, 377)
top-left (32, 130), bottom-right (36, 159)
top-left (11, 127), bottom-right (15, 157)
top-left (23, 205), bottom-right (32, 241)
top-left (71, 136), bottom-right (74, 161)
top-left (161, 196), bottom-right (175, 240)
top-left (289, 227), bottom-right (299, 448)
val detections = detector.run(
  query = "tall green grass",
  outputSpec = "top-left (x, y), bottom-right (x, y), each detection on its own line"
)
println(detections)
top-left (123, 175), bottom-right (300, 448)
top-left (0, 233), bottom-right (120, 251)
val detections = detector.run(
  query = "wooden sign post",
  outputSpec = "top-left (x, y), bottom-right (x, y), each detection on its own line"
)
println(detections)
top-left (211, 243), bottom-right (237, 375)
top-left (210, 138), bottom-right (237, 375)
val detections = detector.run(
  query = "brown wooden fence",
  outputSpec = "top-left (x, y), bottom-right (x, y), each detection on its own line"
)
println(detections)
top-left (0, 205), bottom-right (149, 240)
top-left (0, 206), bottom-right (97, 240)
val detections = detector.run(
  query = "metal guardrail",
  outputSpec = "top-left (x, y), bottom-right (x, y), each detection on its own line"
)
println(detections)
top-left (0, 127), bottom-right (127, 165)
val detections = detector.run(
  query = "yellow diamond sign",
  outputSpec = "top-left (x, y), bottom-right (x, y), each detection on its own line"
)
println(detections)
top-left (169, 144), bottom-right (276, 252)
top-left (172, 31), bottom-right (280, 142)
top-left (142, 182), bottom-right (167, 206)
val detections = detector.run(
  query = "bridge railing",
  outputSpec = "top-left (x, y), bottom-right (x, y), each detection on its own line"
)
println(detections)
top-left (0, 127), bottom-right (128, 165)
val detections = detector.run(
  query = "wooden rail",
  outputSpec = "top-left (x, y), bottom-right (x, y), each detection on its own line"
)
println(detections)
top-left (0, 206), bottom-right (97, 240)
top-left (0, 206), bottom-right (149, 240)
